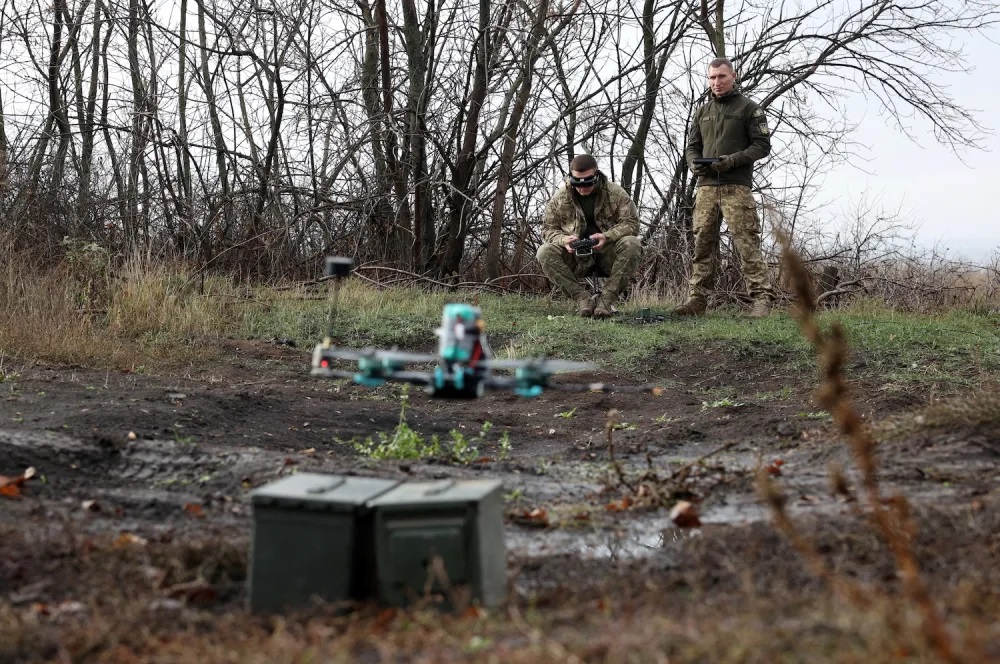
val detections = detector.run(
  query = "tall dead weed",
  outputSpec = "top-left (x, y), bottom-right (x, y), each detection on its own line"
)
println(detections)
top-left (762, 237), bottom-right (980, 662)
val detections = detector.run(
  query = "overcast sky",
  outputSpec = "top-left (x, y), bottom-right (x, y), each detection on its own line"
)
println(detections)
top-left (821, 24), bottom-right (1000, 263)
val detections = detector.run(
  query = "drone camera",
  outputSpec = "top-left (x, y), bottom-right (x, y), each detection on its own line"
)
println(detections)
top-left (325, 256), bottom-right (354, 278)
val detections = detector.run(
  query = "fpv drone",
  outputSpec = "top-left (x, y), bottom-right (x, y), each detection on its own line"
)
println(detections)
top-left (311, 257), bottom-right (661, 399)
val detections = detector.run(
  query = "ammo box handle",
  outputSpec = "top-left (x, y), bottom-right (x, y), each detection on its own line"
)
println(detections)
top-left (306, 477), bottom-right (348, 494)
top-left (424, 479), bottom-right (457, 496)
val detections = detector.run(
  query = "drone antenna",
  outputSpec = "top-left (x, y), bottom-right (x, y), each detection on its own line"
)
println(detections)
top-left (323, 256), bottom-right (354, 344)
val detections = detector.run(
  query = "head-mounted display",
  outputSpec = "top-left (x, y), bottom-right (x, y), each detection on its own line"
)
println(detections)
top-left (569, 173), bottom-right (598, 187)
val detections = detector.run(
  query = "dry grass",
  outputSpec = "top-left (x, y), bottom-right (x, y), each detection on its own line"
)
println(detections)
top-left (760, 237), bottom-right (986, 662)
top-left (0, 240), bottom-right (239, 370)
top-left (873, 391), bottom-right (1000, 444)
top-left (3, 501), bottom-right (1000, 663)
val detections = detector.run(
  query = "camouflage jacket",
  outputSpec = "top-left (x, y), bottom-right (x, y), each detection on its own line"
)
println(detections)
top-left (541, 173), bottom-right (641, 246)
top-left (685, 90), bottom-right (770, 187)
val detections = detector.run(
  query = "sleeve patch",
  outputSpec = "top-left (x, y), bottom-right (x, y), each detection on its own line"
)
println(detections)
top-left (752, 108), bottom-right (765, 118)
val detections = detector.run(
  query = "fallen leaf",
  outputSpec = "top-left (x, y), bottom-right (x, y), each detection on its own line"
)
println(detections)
top-left (127, 431), bottom-right (137, 440)
top-left (301, 447), bottom-right (316, 455)
top-left (512, 507), bottom-right (549, 528)
top-left (460, 606), bottom-right (486, 620)
top-left (165, 579), bottom-right (216, 605)
top-left (183, 502), bottom-right (205, 518)
top-left (30, 601), bottom-right (86, 617)
top-left (605, 496), bottom-right (633, 512)
top-left (669, 500), bottom-right (701, 528)
top-left (0, 467), bottom-right (36, 499)
top-left (113, 532), bottom-right (148, 548)
top-left (375, 607), bottom-right (398, 629)
top-left (81, 499), bottom-right (101, 512)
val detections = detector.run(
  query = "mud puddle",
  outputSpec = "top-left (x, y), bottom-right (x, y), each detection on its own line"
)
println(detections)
top-left (2, 426), bottom-right (977, 564)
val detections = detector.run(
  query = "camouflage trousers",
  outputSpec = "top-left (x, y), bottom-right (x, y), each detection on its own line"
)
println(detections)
top-left (536, 236), bottom-right (642, 301)
top-left (688, 184), bottom-right (774, 302)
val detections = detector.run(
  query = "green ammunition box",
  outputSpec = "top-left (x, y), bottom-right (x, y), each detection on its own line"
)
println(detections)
top-left (368, 478), bottom-right (505, 608)
top-left (249, 473), bottom-right (399, 613)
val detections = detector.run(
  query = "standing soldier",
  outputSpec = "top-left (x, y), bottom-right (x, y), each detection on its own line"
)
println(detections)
top-left (536, 154), bottom-right (643, 318)
top-left (675, 57), bottom-right (776, 318)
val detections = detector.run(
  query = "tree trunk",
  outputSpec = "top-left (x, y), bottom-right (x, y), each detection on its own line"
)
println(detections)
top-left (374, 0), bottom-right (413, 267)
top-left (400, 0), bottom-right (435, 271)
top-left (435, 0), bottom-right (490, 278)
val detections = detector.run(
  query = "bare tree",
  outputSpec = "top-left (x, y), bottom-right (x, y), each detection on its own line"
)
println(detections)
top-left (0, 0), bottom-right (994, 285)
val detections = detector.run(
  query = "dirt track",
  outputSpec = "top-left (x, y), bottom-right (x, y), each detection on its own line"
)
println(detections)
top-left (3, 336), bottom-right (993, 554)
top-left (2, 335), bottom-right (999, 660)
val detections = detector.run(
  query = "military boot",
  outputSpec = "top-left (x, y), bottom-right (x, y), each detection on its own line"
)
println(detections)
top-left (593, 292), bottom-right (618, 319)
top-left (672, 297), bottom-right (706, 317)
top-left (577, 295), bottom-right (596, 318)
top-left (748, 298), bottom-right (772, 319)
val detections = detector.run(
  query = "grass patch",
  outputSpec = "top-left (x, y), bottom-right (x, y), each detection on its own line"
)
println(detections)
top-left (2, 250), bottom-right (997, 394)
top-left (348, 389), bottom-right (511, 463)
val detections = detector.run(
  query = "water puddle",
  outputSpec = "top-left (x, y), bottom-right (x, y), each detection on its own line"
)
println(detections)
top-left (505, 499), bottom-right (777, 561)
top-left (507, 515), bottom-right (686, 560)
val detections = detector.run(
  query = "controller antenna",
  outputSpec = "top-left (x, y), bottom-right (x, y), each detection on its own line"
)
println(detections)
top-left (323, 256), bottom-right (354, 345)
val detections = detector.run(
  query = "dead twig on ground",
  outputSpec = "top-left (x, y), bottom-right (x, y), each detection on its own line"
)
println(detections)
top-left (605, 409), bottom-right (635, 494)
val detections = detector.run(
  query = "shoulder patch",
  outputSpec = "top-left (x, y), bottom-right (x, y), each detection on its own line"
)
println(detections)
top-left (752, 108), bottom-right (765, 118)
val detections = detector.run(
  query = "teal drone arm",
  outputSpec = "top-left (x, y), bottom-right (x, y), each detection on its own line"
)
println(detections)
top-left (512, 366), bottom-right (547, 398)
top-left (354, 355), bottom-right (405, 386)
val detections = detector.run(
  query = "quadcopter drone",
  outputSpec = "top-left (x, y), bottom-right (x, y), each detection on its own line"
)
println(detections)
top-left (311, 256), bottom-right (661, 399)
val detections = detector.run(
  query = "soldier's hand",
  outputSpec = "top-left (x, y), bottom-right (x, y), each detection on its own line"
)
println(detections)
top-left (564, 235), bottom-right (580, 252)
top-left (711, 155), bottom-right (735, 173)
top-left (692, 162), bottom-right (712, 177)
top-left (590, 233), bottom-right (607, 250)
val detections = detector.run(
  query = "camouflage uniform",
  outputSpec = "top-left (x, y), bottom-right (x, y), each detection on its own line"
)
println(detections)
top-left (536, 173), bottom-right (642, 305)
top-left (683, 89), bottom-right (775, 304)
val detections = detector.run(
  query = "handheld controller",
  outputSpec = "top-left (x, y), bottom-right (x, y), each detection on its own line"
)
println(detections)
top-left (569, 237), bottom-right (598, 256)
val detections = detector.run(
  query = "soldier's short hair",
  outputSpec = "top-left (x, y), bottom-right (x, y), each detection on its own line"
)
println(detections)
top-left (570, 154), bottom-right (599, 173)
top-left (708, 57), bottom-right (735, 73)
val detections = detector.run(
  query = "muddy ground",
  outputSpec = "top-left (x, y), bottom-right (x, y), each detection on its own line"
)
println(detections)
top-left (2, 333), bottom-right (999, 661)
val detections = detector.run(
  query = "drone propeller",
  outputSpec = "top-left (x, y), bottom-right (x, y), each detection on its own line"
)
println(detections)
top-left (485, 357), bottom-right (598, 373)
top-left (318, 346), bottom-right (438, 365)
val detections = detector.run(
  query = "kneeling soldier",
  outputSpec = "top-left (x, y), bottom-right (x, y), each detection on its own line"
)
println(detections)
top-left (536, 154), bottom-right (643, 318)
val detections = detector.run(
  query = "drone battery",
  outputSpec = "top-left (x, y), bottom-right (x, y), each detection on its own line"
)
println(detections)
top-left (248, 473), bottom-right (399, 612)
top-left (368, 479), bottom-right (505, 608)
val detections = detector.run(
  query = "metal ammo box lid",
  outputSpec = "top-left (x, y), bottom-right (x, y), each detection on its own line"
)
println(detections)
top-left (367, 478), bottom-right (502, 510)
top-left (252, 472), bottom-right (397, 511)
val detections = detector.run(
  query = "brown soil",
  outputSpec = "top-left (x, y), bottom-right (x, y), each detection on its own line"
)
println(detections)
top-left (2, 337), bottom-right (999, 662)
